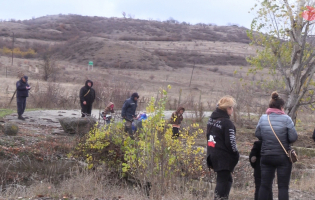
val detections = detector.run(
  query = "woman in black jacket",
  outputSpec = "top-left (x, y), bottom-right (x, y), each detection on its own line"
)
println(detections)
top-left (206, 96), bottom-right (239, 200)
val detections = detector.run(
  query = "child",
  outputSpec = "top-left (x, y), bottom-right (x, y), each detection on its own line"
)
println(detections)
top-left (102, 102), bottom-right (114, 124)
top-left (249, 140), bottom-right (273, 200)
top-left (170, 107), bottom-right (185, 138)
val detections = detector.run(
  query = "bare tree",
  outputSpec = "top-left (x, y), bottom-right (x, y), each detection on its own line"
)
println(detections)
top-left (41, 53), bottom-right (58, 81)
top-left (122, 12), bottom-right (126, 18)
top-left (248, 0), bottom-right (315, 121)
top-left (128, 14), bottom-right (135, 19)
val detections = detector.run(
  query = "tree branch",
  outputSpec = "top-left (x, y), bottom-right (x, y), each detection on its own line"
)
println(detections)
top-left (293, 63), bottom-right (315, 109)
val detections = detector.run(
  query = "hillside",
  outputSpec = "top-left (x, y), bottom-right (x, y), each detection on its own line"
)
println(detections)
top-left (0, 14), bottom-right (253, 70)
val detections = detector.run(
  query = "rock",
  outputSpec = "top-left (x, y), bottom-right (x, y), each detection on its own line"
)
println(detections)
top-left (51, 129), bottom-right (66, 135)
top-left (3, 122), bottom-right (19, 136)
top-left (58, 117), bottom-right (96, 135)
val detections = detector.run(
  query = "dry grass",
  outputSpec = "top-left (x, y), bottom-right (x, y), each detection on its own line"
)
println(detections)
top-left (0, 166), bottom-right (213, 200)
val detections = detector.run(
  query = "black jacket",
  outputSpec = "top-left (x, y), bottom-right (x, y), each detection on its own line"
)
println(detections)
top-left (249, 141), bottom-right (262, 169)
top-left (16, 76), bottom-right (30, 98)
top-left (313, 128), bottom-right (315, 142)
top-left (79, 80), bottom-right (95, 105)
top-left (121, 95), bottom-right (138, 121)
top-left (206, 108), bottom-right (239, 172)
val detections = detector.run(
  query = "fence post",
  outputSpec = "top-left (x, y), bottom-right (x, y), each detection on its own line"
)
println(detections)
top-left (178, 89), bottom-right (182, 108)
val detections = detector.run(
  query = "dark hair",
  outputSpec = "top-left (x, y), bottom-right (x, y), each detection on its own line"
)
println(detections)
top-left (131, 92), bottom-right (139, 98)
top-left (269, 91), bottom-right (285, 109)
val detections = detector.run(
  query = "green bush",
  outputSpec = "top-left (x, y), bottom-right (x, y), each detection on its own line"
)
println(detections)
top-left (72, 86), bottom-right (205, 198)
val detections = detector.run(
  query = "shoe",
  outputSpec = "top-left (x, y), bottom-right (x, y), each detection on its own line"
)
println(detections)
top-left (18, 115), bottom-right (25, 120)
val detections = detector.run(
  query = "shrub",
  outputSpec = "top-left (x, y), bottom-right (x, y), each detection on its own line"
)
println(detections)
top-left (72, 86), bottom-right (205, 198)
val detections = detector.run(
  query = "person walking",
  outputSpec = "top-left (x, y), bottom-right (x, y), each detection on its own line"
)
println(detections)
top-left (16, 75), bottom-right (31, 120)
top-left (255, 91), bottom-right (298, 200)
top-left (249, 140), bottom-right (273, 200)
top-left (79, 80), bottom-right (95, 117)
top-left (206, 96), bottom-right (239, 200)
top-left (121, 93), bottom-right (139, 138)
top-left (170, 107), bottom-right (185, 138)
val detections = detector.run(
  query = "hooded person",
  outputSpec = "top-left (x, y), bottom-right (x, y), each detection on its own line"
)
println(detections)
top-left (103, 102), bottom-right (114, 124)
top-left (121, 93), bottom-right (139, 138)
top-left (170, 107), bottom-right (185, 138)
top-left (79, 80), bottom-right (96, 117)
top-left (16, 75), bottom-right (31, 120)
top-left (206, 95), bottom-right (239, 200)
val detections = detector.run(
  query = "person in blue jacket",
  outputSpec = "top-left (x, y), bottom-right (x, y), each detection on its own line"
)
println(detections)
top-left (16, 75), bottom-right (31, 120)
top-left (121, 93), bottom-right (139, 138)
top-left (255, 91), bottom-right (297, 200)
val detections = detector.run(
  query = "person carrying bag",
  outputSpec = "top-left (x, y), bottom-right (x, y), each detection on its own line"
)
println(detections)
top-left (255, 91), bottom-right (298, 200)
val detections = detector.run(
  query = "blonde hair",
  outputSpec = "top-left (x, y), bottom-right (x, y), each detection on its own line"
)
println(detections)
top-left (217, 95), bottom-right (237, 111)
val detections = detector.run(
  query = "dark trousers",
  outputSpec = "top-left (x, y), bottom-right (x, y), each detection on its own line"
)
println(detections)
top-left (215, 170), bottom-right (233, 200)
top-left (259, 155), bottom-right (292, 200)
top-left (254, 163), bottom-right (273, 200)
top-left (81, 103), bottom-right (92, 117)
top-left (124, 120), bottom-right (134, 139)
top-left (172, 127), bottom-right (179, 138)
top-left (17, 97), bottom-right (27, 116)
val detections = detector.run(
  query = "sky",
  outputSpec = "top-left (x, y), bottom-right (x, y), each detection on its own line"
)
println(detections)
top-left (0, 0), bottom-right (256, 28)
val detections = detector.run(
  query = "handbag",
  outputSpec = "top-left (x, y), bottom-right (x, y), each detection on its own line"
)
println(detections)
top-left (267, 115), bottom-right (298, 163)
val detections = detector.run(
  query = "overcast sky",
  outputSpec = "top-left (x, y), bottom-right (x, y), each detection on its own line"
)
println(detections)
top-left (0, 0), bottom-right (255, 28)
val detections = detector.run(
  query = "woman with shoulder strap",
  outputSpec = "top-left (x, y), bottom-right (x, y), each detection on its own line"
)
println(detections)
top-left (255, 91), bottom-right (298, 200)
top-left (206, 96), bottom-right (239, 200)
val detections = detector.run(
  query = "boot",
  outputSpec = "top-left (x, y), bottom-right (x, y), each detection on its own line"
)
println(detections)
top-left (18, 115), bottom-right (25, 120)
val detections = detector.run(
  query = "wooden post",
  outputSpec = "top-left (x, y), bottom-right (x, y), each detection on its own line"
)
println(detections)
top-left (178, 89), bottom-right (182, 108)
top-left (189, 61), bottom-right (195, 87)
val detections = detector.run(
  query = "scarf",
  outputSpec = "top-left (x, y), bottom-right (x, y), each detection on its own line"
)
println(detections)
top-left (266, 108), bottom-right (285, 115)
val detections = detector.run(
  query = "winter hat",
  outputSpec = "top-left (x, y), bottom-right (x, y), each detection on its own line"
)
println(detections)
top-left (131, 93), bottom-right (139, 98)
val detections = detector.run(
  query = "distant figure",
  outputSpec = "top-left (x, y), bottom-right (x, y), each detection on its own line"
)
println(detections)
top-left (103, 102), bottom-right (114, 124)
top-left (121, 93), bottom-right (139, 138)
top-left (249, 140), bottom-right (273, 200)
top-left (170, 107), bottom-right (185, 138)
top-left (255, 91), bottom-right (297, 200)
top-left (206, 96), bottom-right (239, 200)
top-left (79, 80), bottom-right (95, 117)
top-left (16, 75), bottom-right (31, 120)
top-left (313, 128), bottom-right (315, 142)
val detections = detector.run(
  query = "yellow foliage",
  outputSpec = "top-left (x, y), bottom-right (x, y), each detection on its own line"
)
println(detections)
top-left (0, 47), bottom-right (36, 58)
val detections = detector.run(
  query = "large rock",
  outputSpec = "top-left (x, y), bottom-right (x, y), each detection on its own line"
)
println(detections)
top-left (58, 117), bottom-right (96, 135)
top-left (2, 122), bottom-right (19, 136)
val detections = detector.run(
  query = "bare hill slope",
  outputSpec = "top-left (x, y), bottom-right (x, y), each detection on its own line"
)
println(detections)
top-left (0, 15), bottom-right (252, 70)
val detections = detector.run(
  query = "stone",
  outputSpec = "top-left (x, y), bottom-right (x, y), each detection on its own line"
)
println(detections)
top-left (3, 122), bottom-right (19, 136)
top-left (58, 117), bottom-right (96, 135)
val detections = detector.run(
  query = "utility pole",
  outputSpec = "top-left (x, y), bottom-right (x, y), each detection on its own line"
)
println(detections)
top-left (189, 61), bottom-right (195, 87)
top-left (11, 32), bottom-right (14, 66)
top-left (7, 32), bottom-right (14, 78)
